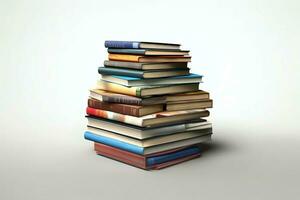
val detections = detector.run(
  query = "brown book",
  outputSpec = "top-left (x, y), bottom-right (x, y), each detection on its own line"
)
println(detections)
top-left (167, 99), bottom-right (213, 111)
top-left (166, 90), bottom-right (210, 102)
top-left (108, 54), bottom-right (191, 63)
top-left (88, 98), bottom-right (164, 117)
top-left (94, 142), bottom-right (201, 170)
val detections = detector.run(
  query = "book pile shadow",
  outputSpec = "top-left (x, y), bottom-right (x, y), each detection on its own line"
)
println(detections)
top-left (84, 40), bottom-right (213, 170)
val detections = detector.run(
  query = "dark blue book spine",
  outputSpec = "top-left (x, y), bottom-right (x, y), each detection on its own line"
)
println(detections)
top-left (84, 131), bottom-right (144, 155)
top-left (98, 67), bottom-right (144, 78)
top-left (104, 41), bottom-right (140, 49)
top-left (146, 147), bottom-right (201, 166)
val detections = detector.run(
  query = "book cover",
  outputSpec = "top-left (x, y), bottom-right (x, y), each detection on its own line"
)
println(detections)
top-left (88, 98), bottom-right (163, 117)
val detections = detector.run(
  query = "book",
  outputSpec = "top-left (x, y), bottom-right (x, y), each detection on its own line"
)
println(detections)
top-left (167, 99), bottom-right (213, 111)
top-left (87, 116), bottom-right (211, 139)
top-left (86, 107), bottom-right (210, 127)
top-left (86, 126), bottom-right (212, 147)
top-left (104, 60), bottom-right (188, 70)
top-left (88, 98), bottom-right (163, 117)
top-left (94, 142), bottom-right (201, 170)
top-left (107, 48), bottom-right (190, 56)
top-left (109, 54), bottom-right (191, 63)
top-left (98, 67), bottom-right (190, 79)
top-left (104, 41), bottom-right (180, 50)
top-left (95, 80), bottom-right (199, 97)
top-left (166, 90), bottom-right (210, 102)
top-left (84, 130), bottom-right (211, 155)
top-left (101, 73), bottom-right (203, 87)
top-left (89, 89), bottom-right (166, 105)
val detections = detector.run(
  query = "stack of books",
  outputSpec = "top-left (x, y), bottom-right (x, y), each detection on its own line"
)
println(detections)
top-left (84, 40), bottom-right (213, 170)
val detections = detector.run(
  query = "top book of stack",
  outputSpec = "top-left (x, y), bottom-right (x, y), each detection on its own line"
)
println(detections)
top-left (104, 40), bottom-right (191, 63)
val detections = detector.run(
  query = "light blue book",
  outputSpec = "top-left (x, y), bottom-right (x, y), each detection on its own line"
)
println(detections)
top-left (101, 73), bottom-right (203, 87)
top-left (84, 131), bottom-right (144, 154)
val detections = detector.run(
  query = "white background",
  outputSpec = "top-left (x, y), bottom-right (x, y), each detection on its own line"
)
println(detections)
top-left (1, 0), bottom-right (300, 199)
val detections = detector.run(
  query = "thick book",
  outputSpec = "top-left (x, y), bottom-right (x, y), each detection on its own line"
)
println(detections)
top-left (98, 67), bottom-right (190, 79)
top-left (96, 80), bottom-right (199, 97)
top-left (107, 48), bottom-right (189, 56)
top-left (94, 142), bottom-right (201, 170)
top-left (167, 99), bottom-right (213, 111)
top-left (87, 116), bottom-right (211, 139)
top-left (86, 107), bottom-right (210, 127)
top-left (101, 73), bottom-right (203, 87)
top-left (104, 41), bottom-right (180, 50)
top-left (104, 60), bottom-right (188, 70)
top-left (88, 98), bottom-right (163, 117)
top-left (86, 126), bottom-right (212, 147)
top-left (89, 89), bottom-right (166, 105)
top-left (84, 130), bottom-right (211, 155)
top-left (109, 54), bottom-right (191, 63)
top-left (166, 90), bottom-right (210, 102)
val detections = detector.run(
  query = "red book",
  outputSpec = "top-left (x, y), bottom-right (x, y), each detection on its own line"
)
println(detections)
top-left (94, 143), bottom-right (201, 170)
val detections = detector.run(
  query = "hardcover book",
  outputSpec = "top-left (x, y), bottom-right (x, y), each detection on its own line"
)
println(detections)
top-left (104, 60), bottom-right (188, 70)
top-left (166, 99), bottom-right (213, 111)
top-left (94, 142), bottom-right (201, 170)
top-left (104, 41), bottom-right (181, 50)
top-left (108, 54), bottom-right (191, 63)
top-left (166, 90), bottom-right (210, 102)
top-left (101, 73), bottom-right (202, 87)
top-left (86, 126), bottom-right (212, 147)
top-left (107, 48), bottom-right (189, 56)
top-left (98, 67), bottom-right (190, 79)
top-left (87, 116), bottom-right (211, 139)
top-left (89, 89), bottom-right (166, 105)
top-left (84, 130), bottom-right (212, 155)
top-left (95, 80), bottom-right (199, 97)
top-left (86, 107), bottom-right (210, 127)
top-left (88, 98), bottom-right (163, 117)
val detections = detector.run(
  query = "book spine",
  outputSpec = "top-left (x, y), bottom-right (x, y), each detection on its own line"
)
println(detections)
top-left (108, 54), bottom-right (140, 62)
top-left (96, 80), bottom-right (139, 97)
top-left (101, 95), bottom-right (143, 105)
top-left (86, 107), bottom-right (144, 126)
top-left (104, 41), bottom-right (140, 49)
top-left (84, 131), bottom-right (144, 154)
top-left (98, 67), bottom-right (145, 78)
top-left (94, 143), bottom-right (147, 169)
top-left (107, 48), bottom-right (146, 55)
top-left (104, 60), bottom-right (143, 70)
top-left (88, 99), bottom-right (140, 117)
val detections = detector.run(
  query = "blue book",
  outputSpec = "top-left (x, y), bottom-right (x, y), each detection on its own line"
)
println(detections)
top-left (98, 67), bottom-right (190, 79)
top-left (146, 147), bottom-right (201, 166)
top-left (101, 73), bottom-right (203, 86)
top-left (104, 41), bottom-right (180, 50)
top-left (84, 131), bottom-right (210, 155)
top-left (84, 131), bottom-right (144, 154)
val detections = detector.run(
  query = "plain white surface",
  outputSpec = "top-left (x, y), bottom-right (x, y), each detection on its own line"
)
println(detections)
top-left (1, 0), bottom-right (300, 199)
